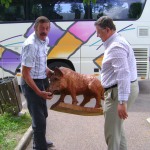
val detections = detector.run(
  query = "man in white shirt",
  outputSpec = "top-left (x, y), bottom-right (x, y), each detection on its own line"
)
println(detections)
top-left (21, 16), bottom-right (54, 150)
top-left (95, 16), bottom-right (139, 150)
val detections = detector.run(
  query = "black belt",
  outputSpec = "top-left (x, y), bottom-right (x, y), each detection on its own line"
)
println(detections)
top-left (104, 79), bottom-right (137, 92)
top-left (33, 79), bottom-right (45, 81)
top-left (33, 78), bottom-right (47, 82)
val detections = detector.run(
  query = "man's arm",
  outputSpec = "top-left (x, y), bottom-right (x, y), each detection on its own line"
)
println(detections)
top-left (110, 46), bottom-right (130, 119)
top-left (22, 65), bottom-right (53, 100)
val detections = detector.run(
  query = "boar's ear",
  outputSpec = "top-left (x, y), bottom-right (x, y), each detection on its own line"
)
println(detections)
top-left (54, 67), bottom-right (63, 77)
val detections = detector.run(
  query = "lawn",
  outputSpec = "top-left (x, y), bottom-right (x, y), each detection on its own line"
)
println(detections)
top-left (0, 112), bottom-right (31, 150)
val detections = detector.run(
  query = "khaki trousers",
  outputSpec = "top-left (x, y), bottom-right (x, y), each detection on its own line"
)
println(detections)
top-left (104, 81), bottom-right (139, 150)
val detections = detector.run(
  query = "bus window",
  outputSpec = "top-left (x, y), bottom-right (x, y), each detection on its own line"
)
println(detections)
top-left (92, 0), bottom-right (146, 20)
top-left (54, 1), bottom-right (85, 20)
top-left (29, 0), bottom-right (85, 21)
top-left (0, 0), bottom-right (25, 21)
top-left (29, 0), bottom-right (146, 21)
top-left (0, 0), bottom-right (147, 22)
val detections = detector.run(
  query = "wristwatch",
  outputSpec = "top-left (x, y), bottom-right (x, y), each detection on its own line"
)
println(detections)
top-left (119, 101), bottom-right (126, 105)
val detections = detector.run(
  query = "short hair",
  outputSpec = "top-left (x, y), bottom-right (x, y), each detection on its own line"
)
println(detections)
top-left (95, 16), bottom-right (116, 30)
top-left (34, 16), bottom-right (50, 28)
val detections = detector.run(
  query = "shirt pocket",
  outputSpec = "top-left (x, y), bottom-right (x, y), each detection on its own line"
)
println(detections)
top-left (36, 45), bottom-right (47, 57)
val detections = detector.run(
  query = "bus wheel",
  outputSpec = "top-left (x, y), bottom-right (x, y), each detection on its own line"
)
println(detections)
top-left (48, 61), bottom-right (73, 71)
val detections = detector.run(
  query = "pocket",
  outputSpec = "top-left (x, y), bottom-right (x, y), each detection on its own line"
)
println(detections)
top-left (44, 78), bottom-right (49, 89)
top-left (111, 87), bottom-right (118, 101)
top-left (104, 89), bottom-right (113, 101)
top-left (35, 81), bottom-right (45, 91)
top-left (20, 77), bottom-right (26, 85)
top-left (21, 84), bottom-right (31, 98)
top-left (37, 45), bottom-right (47, 57)
top-left (104, 89), bottom-right (113, 112)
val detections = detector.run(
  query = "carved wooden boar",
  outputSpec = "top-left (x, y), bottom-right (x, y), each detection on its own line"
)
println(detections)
top-left (48, 67), bottom-right (104, 108)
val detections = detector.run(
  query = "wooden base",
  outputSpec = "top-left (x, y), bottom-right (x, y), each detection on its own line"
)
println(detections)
top-left (50, 102), bottom-right (103, 116)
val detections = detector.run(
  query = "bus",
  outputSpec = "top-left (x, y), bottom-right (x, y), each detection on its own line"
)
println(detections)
top-left (0, 0), bottom-right (149, 84)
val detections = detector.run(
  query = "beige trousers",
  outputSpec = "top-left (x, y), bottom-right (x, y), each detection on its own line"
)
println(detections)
top-left (104, 81), bottom-right (139, 150)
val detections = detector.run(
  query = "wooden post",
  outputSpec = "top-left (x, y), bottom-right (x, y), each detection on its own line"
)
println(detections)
top-left (0, 76), bottom-right (22, 115)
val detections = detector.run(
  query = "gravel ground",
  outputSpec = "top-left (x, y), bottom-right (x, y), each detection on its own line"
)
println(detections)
top-left (25, 80), bottom-right (150, 150)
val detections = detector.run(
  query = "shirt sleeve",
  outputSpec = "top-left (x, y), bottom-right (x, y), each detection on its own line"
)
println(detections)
top-left (110, 46), bottom-right (130, 101)
top-left (21, 44), bottom-right (36, 67)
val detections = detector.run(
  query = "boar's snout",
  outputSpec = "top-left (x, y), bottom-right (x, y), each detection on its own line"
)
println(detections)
top-left (48, 80), bottom-right (61, 94)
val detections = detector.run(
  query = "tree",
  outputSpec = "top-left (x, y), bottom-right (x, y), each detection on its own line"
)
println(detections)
top-left (83, 0), bottom-right (96, 19)
top-left (29, 0), bottom-right (61, 20)
top-left (56, 4), bottom-right (62, 13)
top-left (70, 3), bottom-right (84, 19)
top-left (128, 2), bottom-right (142, 19)
top-left (83, 0), bottom-right (96, 5)
top-left (0, 0), bottom-right (12, 8)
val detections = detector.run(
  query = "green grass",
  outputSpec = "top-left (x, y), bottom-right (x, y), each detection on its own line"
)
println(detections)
top-left (0, 112), bottom-right (31, 150)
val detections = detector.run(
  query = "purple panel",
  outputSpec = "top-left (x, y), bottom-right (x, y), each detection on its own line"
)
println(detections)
top-left (0, 50), bottom-right (20, 74)
top-left (25, 23), bottom-right (65, 47)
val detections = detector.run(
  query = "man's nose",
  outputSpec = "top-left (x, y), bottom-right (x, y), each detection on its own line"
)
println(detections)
top-left (43, 28), bottom-right (48, 33)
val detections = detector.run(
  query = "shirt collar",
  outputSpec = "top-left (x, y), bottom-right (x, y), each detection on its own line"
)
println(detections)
top-left (103, 32), bottom-right (118, 49)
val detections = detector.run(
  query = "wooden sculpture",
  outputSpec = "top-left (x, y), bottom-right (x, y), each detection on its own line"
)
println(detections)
top-left (48, 67), bottom-right (104, 115)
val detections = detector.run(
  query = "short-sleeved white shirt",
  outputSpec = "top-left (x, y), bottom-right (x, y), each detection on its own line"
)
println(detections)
top-left (21, 32), bottom-right (49, 79)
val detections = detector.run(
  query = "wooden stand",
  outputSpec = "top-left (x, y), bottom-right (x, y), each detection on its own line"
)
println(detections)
top-left (50, 102), bottom-right (103, 116)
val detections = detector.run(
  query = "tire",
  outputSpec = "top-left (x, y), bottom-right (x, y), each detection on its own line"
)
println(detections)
top-left (48, 61), bottom-right (72, 71)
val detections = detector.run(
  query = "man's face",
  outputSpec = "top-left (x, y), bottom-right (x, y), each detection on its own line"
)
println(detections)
top-left (96, 25), bottom-right (108, 42)
top-left (35, 22), bottom-right (50, 41)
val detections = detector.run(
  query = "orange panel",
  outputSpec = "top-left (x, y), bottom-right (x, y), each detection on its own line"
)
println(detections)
top-left (0, 47), bottom-right (5, 58)
top-left (48, 32), bottom-right (82, 58)
top-left (95, 55), bottom-right (104, 68)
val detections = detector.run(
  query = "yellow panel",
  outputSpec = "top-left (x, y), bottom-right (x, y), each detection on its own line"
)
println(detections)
top-left (0, 47), bottom-right (5, 58)
top-left (48, 32), bottom-right (82, 58)
top-left (95, 55), bottom-right (104, 68)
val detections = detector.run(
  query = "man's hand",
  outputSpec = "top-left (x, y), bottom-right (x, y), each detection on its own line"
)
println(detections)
top-left (117, 103), bottom-right (128, 120)
top-left (38, 91), bottom-right (53, 100)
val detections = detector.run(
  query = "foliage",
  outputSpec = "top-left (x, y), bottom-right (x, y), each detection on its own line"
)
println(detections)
top-left (128, 2), bottom-right (142, 19)
top-left (70, 3), bottom-right (84, 13)
top-left (0, 0), bottom-right (12, 8)
top-left (56, 4), bottom-right (62, 13)
top-left (0, 112), bottom-right (31, 150)
top-left (83, 0), bottom-right (97, 5)
top-left (1, 103), bottom-right (18, 115)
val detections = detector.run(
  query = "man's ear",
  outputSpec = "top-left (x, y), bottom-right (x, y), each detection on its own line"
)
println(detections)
top-left (54, 67), bottom-right (63, 77)
top-left (106, 27), bottom-right (111, 33)
top-left (34, 25), bottom-right (37, 32)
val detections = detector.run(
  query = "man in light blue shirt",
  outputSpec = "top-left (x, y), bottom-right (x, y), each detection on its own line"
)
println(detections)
top-left (21, 16), bottom-right (54, 150)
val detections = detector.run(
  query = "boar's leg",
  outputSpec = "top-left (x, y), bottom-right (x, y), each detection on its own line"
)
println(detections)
top-left (94, 87), bottom-right (104, 108)
top-left (95, 95), bottom-right (102, 108)
top-left (51, 93), bottom-right (66, 109)
top-left (80, 95), bottom-right (91, 107)
top-left (70, 93), bottom-right (78, 105)
top-left (88, 79), bottom-right (102, 108)
top-left (58, 93), bottom-right (66, 103)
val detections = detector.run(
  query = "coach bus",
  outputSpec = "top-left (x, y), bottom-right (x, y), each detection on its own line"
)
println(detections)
top-left (0, 0), bottom-right (149, 84)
